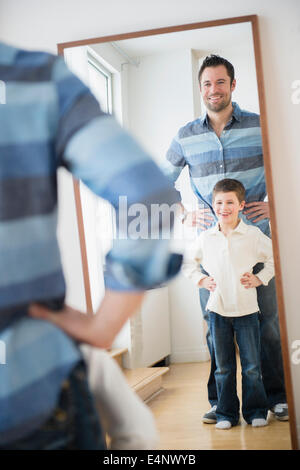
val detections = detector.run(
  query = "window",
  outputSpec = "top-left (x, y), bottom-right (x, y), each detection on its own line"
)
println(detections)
top-left (87, 51), bottom-right (116, 265)
top-left (87, 53), bottom-right (112, 114)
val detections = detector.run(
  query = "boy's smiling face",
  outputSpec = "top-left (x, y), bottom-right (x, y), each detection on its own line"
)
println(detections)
top-left (213, 191), bottom-right (245, 227)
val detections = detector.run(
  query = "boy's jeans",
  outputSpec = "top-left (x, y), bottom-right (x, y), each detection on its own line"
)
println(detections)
top-left (209, 312), bottom-right (268, 425)
top-left (200, 263), bottom-right (286, 409)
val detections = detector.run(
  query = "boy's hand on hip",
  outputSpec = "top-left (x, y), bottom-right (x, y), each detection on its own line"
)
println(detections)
top-left (199, 276), bottom-right (217, 291)
top-left (240, 272), bottom-right (262, 289)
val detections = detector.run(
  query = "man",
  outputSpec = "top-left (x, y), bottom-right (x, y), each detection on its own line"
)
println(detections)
top-left (164, 54), bottom-right (287, 423)
top-left (0, 41), bottom-right (182, 449)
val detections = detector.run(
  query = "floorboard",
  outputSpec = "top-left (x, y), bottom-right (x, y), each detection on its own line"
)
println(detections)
top-left (148, 361), bottom-right (292, 450)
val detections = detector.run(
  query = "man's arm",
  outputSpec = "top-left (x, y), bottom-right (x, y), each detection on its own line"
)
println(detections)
top-left (163, 135), bottom-right (214, 230)
top-left (29, 290), bottom-right (144, 349)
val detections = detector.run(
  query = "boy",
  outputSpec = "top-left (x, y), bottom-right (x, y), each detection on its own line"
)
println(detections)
top-left (183, 178), bottom-right (274, 429)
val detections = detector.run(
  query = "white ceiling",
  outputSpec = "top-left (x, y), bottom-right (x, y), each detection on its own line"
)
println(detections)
top-left (108, 22), bottom-right (253, 59)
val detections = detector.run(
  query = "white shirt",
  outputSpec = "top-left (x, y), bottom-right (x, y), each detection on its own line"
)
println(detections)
top-left (182, 219), bottom-right (275, 317)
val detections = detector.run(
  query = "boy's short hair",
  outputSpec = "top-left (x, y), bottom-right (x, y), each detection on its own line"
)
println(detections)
top-left (212, 179), bottom-right (246, 203)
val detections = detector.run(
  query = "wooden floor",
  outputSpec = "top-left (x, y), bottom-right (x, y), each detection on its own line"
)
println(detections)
top-left (148, 361), bottom-right (292, 450)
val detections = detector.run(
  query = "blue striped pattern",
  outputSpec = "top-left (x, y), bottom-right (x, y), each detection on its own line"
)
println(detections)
top-left (164, 102), bottom-right (269, 234)
top-left (0, 318), bottom-right (80, 444)
top-left (0, 42), bottom-right (181, 445)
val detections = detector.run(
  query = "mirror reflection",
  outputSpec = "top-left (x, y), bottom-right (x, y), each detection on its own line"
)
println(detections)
top-left (63, 21), bottom-right (291, 449)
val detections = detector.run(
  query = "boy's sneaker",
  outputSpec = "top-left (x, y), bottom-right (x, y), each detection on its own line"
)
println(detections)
top-left (270, 403), bottom-right (289, 421)
top-left (202, 405), bottom-right (217, 424)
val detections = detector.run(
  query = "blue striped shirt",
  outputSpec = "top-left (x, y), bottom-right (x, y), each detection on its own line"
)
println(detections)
top-left (0, 42), bottom-right (181, 444)
top-left (164, 102), bottom-right (269, 235)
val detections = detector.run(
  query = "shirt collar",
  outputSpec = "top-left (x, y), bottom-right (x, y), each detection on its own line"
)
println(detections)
top-left (233, 218), bottom-right (248, 233)
top-left (231, 102), bottom-right (242, 122)
top-left (211, 218), bottom-right (248, 235)
top-left (200, 101), bottom-right (242, 128)
top-left (0, 41), bottom-right (18, 65)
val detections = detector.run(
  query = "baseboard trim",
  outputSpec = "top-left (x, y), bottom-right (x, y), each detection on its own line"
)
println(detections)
top-left (170, 347), bottom-right (209, 363)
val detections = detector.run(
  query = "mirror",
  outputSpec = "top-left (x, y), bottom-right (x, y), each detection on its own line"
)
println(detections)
top-left (58, 15), bottom-right (297, 450)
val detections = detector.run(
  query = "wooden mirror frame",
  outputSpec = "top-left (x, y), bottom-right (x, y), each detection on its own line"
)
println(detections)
top-left (57, 14), bottom-right (298, 450)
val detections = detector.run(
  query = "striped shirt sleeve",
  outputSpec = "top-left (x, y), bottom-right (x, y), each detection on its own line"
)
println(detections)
top-left (52, 56), bottom-right (104, 162)
top-left (52, 57), bottom-right (182, 290)
top-left (162, 133), bottom-right (186, 183)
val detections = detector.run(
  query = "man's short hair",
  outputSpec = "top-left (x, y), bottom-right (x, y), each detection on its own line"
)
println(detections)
top-left (212, 178), bottom-right (246, 203)
top-left (198, 54), bottom-right (235, 85)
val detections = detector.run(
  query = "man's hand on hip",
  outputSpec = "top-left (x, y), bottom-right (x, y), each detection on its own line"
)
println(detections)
top-left (243, 201), bottom-right (270, 223)
top-left (184, 208), bottom-right (214, 230)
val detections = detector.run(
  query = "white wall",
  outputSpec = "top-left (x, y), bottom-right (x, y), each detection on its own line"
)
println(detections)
top-left (127, 48), bottom-right (207, 362)
top-left (1, 0), bottom-right (299, 446)
top-left (127, 49), bottom-right (195, 160)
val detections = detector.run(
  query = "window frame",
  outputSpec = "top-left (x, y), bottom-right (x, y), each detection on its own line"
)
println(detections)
top-left (87, 50), bottom-right (113, 115)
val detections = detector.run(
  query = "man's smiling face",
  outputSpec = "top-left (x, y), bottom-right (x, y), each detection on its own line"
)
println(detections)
top-left (200, 65), bottom-right (236, 113)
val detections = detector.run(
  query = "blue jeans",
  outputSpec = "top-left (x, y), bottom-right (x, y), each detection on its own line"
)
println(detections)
top-left (200, 263), bottom-right (286, 409)
top-left (209, 312), bottom-right (268, 425)
top-left (0, 361), bottom-right (105, 450)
